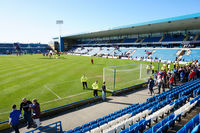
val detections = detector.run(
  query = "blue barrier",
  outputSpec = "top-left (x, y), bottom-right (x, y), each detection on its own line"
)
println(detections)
top-left (25, 121), bottom-right (63, 133)
top-left (112, 82), bottom-right (147, 96)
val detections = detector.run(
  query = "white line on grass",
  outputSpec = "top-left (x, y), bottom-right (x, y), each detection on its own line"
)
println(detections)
top-left (0, 111), bottom-right (10, 115)
top-left (45, 85), bottom-right (61, 100)
top-left (41, 91), bottom-right (90, 105)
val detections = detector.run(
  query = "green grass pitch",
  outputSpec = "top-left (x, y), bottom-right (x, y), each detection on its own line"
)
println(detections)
top-left (0, 54), bottom-right (165, 122)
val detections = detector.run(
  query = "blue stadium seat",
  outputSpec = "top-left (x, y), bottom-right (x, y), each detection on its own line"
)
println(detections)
top-left (129, 123), bottom-right (138, 132)
top-left (65, 129), bottom-right (73, 133)
top-left (82, 126), bottom-right (91, 132)
top-left (82, 123), bottom-right (90, 128)
top-left (73, 126), bottom-right (82, 132)
top-left (160, 124), bottom-right (168, 133)
top-left (191, 123), bottom-right (200, 133)
top-left (90, 123), bottom-right (98, 129)
top-left (120, 127), bottom-right (129, 133)
top-left (193, 114), bottom-right (199, 126)
top-left (96, 118), bottom-right (103, 122)
top-left (185, 120), bottom-right (194, 133)
top-left (138, 119), bottom-right (147, 131)
top-left (161, 118), bottom-right (168, 126)
top-left (98, 120), bottom-right (106, 126)
top-left (144, 128), bottom-right (152, 133)
top-left (89, 120), bottom-right (97, 125)
top-left (152, 122), bottom-right (161, 132)
top-left (168, 113), bottom-right (175, 121)
top-left (177, 127), bottom-right (186, 133)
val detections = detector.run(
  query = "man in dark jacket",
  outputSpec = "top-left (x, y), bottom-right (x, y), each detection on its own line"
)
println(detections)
top-left (102, 82), bottom-right (106, 101)
top-left (20, 98), bottom-right (32, 129)
top-left (148, 76), bottom-right (154, 96)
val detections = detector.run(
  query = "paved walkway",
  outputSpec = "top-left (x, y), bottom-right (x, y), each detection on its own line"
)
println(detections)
top-left (6, 87), bottom-right (162, 133)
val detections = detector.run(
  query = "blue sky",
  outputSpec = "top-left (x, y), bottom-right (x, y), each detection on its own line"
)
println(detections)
top-left (0, 0), bottom-right (200, 43)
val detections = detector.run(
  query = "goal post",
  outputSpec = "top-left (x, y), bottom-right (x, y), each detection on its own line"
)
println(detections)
top-left (103, 63), bottom-right (151, 91)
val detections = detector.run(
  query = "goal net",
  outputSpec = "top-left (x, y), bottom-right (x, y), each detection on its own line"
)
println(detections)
top-left (103, 63), bottom-right (151, 91)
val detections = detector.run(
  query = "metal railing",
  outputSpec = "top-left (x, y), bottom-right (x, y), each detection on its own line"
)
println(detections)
top-left (25, 121), bottom-right (63, 133)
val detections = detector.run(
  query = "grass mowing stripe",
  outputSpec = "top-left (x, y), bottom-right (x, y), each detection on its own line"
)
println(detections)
top-left (0, 62), bottom-right (55, 79)
top-left (0, 62), bottom-right (60, 88)
top-left (0, 62), bottom-right (66, 90)
top-left (0, 59), bottom-right (80, 87)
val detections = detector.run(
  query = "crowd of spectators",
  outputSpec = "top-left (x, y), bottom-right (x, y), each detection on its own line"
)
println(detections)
top-left (148, 61), bottom-right (200, 95)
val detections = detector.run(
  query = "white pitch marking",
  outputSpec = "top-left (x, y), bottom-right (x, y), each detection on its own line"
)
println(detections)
top-left (41, 91), bottom-right (90, 105)
top-left (45, 85), bottom-right (61, 99)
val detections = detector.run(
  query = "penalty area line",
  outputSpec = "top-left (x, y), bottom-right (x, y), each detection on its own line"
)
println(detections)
top-left (45, 85), bottom-right (61, 100)
top-left (41, 91), bottom-right (90, 105)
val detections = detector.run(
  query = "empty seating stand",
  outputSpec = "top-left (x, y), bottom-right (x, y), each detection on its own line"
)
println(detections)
top-left (151, 49), bottom-right (178, 61)
top-left (143, 37), bottom-right (161, 43)
top-left (162, 35), bottom-right (184, 42)
top-left (0, 43), bottom-right (51, 54)
top-left (64, 79), bottom-right (200, 133)
top-left (182, 49), bottom-right (200, 62)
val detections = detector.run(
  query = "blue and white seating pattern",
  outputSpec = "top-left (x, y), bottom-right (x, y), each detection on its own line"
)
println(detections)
top-left (65, 79), bottom-right (200, 133)
top-left (182, 49), bottom-right (200, 62)
top-left (71, 46), bottom-right (200, 62)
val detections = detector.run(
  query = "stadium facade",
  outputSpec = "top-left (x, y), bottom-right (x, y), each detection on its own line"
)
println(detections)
top-left (61, 13), bottom-right (200, 48)
top-left (56, 13), bottom-right (200, 62)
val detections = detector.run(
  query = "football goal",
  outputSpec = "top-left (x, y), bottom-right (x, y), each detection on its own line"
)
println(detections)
top-left (103, 63), bottom-right (151, 91)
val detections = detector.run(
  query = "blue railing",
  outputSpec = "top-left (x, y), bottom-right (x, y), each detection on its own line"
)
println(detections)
top-left (25, 121), bottom-right (63, 133)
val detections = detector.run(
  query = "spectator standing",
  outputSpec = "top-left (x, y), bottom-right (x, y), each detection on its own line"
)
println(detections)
top-left (167, 63), bottom-right (171, 71)
top-left (161, 70), bottom-right (167, 91)
top-left (153, 70), bottom-right (158, 84)
top-left (191, 70), bottom-right (196, 80)
top-left (173, 69), bottom-right (177, 85)
top-left (92, 81), bottom-right (99, 96)
top-left (189, 70), bottom-right (193, 81)
top-left (81, 74), bottom-right (88, 89)
top-left (169, 74), bottom-right (174, 89)
top-left (20, 98), bottom-right (32, 129)
top-left (31, 99), bottom-right (41, 128)
top-left (152, 64), bottom-right (155, 74)
top-left (9, 105), bottom-right (21, 133)
top-left (180, 70), bottom-right (185, 82)
top-left (102, 82), bottom-right (106, 101)
top-left (156, 76), bottom-right (163, 94)
top-left (146, 65), bottom-right (151, 74)
top-left (148, 76), bottom-right (154, 96)
top-left (185, 69), bottom-right (190, 82)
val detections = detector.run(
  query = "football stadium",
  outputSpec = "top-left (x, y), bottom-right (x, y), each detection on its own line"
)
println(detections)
top-left (1, 1), bottom-right (200, 133)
